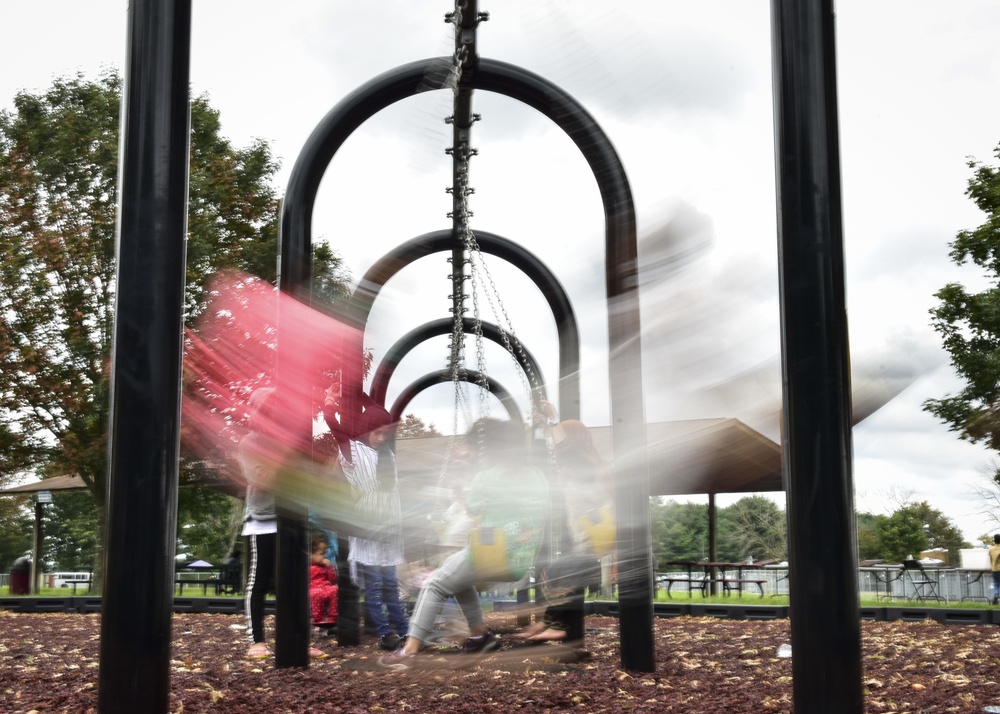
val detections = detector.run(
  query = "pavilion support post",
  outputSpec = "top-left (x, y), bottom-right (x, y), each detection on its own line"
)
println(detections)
top-left (97, 1), bottom-right (191, 711)
top-left (771, 1), bottom-right (863, 712)
top-left (30, 501), bottom-right (43, 594)
top-left (707, 494), bottom-right (717, 596)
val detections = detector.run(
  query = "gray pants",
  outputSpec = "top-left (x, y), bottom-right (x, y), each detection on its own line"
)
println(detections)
top-left (408, 548), bottom-right (484, 644)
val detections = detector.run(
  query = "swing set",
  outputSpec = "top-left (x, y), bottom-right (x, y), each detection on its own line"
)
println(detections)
top-left (279, 0), bottom-right (648, 666)
top-left (101, 1), bottom-right (861, 712)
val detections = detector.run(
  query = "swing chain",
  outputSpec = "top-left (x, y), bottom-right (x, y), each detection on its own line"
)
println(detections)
top-left (442, 0), bottom-right (542, 433)
top-left (462, 234), bottom-right (543, 410)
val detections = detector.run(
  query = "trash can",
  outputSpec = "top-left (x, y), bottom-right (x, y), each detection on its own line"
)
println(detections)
top-left (9, 556), bottom-right (30, 595)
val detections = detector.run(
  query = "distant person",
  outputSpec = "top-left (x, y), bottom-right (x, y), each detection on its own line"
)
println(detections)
top-left (310, 533), bottom-right (339, 635)
top-left (219, 549), bottom-right (242, 595)
top-left (324, 383), bottom-right (409, 651)
top-left (990, 534), bottom-right (1000, 605)
top-left (379, 419), bottom-right (550, 669)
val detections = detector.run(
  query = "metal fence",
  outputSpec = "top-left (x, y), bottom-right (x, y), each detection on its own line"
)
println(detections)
top-left (658, 567), bottom-right (992, 603)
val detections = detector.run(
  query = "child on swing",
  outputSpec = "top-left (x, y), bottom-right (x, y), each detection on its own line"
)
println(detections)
top-left (518, 400), bottom-right (613, 646)
top-left (379, 418), bottom-right (550, 669)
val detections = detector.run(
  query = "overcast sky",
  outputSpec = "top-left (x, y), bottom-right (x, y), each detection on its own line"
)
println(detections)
top-left (4, 1), bottom-right (1000, 546)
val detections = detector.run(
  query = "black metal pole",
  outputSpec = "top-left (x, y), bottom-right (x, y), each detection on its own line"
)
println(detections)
top-left (274, 501), bottom-right (310, 667)
top-left (707, 494), bottom-right (717, 595)
top-left (274, 198), bottom-right (313, 669)
top-left (97, 1), bottom-right (191, 711)
top-left (31, 501), bottom-right (43, 594)
top-left (771, 1), bottom-right (863, 712)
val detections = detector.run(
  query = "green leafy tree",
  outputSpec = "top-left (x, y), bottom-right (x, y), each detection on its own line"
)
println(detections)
top-left (175, 488), bottom-right (244, 566)
top-left (718, 495), bottom-right (788, 562)
top-left (866, 501), bottom-right (969, 563)
top-left (0, 71), bottom-right (353, 584)
top-left (903, 501), bottom-right (970, 562)
top-left (856, 511), bottom-right (882, 561)
top-left (397, 413), bottom-right (441, 439)
top-left (43, 491), bottom-right (99, 572)
top-left (873, 510), bottom-right (927, 563)
top-left (925, 143), bottom-right (1000, 450)
top-left (0, 497), bottom-right (33, 572)
top-left (651, 499), bottom-right (710, 568)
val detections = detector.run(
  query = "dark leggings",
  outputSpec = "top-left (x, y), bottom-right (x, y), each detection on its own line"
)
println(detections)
top-left (244, 532), bottom-right (276, 644)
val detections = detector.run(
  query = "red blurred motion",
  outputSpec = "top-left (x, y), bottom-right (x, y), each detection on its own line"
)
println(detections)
top-left (181, 270), bottom-right (360, 480)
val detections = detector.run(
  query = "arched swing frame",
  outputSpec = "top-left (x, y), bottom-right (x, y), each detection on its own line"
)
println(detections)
top-left (370, 316), bottom-right (546, 414)
top-left (280, 56), bottom-right (652, 670)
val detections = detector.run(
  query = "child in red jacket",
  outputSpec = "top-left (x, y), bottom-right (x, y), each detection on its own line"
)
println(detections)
top-left (310, 533), bottom-right (338, 633)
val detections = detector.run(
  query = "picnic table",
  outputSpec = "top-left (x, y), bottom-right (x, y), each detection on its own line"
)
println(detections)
top-left (663, 561), bottom-right (768, 598)
top-left (859, 563), bottom-right (905, 601)
top-left (175, 573), bottom-right (217, 596)
top-left (957, 568), bottom-right (992, 603)
top-left (66, 579), bottom-right (92, 595)
top-left (860, 561), bottom-right (949, 603)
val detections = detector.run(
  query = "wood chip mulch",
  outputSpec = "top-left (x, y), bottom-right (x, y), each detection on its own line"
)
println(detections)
top-left (2, 609), bottom-right (1000, 712)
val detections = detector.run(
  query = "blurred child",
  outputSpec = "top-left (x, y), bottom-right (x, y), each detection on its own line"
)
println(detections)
top-left (518, 401), bottom-right (613, 645)
top-left (379, 419), bottom-right (550, 669)
top-left (323, 384), bottom-right (410, 651)
top-left (310, 533), bottom-right (339, 634)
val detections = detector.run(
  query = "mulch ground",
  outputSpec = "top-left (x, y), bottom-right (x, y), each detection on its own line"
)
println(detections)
top-left (2, 609), bottom-right (1000, 713)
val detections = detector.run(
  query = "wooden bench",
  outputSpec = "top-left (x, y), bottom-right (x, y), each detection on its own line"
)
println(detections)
top-left (721, 579), bottom-right (767, 597)
top-left (67, 580), bottom-right (92, 595)
top-left (175, 578), bottom-right (212, 596)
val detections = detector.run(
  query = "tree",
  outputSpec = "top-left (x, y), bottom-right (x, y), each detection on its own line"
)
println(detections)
top-left (873, 510), bottom-right (927, 563)
top-left (0, 497), bottom-right (32, 572)
top-left (969, 458), bottom-right (1000, 540)
top-left (397, 413), bottom-right (441, 439)
top-left (925, 143), bottom-right (1000, 451)
top-left (903, 501), bottom-right (970, 562)
top-left (43, 492), bottom-right (99, 572)
top-left (0, 72), bottom-right (353, 581)
top-left (856, 511), bottom-right (882, 561)
top-left (866, 501), bottom-right (970, 563)
top-left (175, 488), bottom-right (243, 566)
top-left (718, 495), bottom-right (787, 562)
top-left (651, 499), bottom-right (710, 568)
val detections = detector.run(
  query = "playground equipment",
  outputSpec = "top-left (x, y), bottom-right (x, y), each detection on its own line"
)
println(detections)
top-left (99, 1), bottom-right (862, 712)
top-left (277, 0), bottom-right (649, 669)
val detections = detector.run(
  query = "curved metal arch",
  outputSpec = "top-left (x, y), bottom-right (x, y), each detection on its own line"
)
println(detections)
top-left (389, 369), bottom-right (522, 427)
top-left (356, 231), bottom-right (572, 415)
top-left (280, 58), bottom-right (635, 424)
top-left (370, 317), bottom-right (546, 409)
top-left (280, 55), bottom-right (649, 670)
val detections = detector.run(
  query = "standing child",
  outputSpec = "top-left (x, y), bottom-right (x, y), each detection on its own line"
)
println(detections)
top-left (310, 533), bottom-right (339, 634)
top-left (239, 388), bottom-right (280, 659)
top-left (324, 385), bottom-right (410, 651)
top-left (240, 387), bottom-right (328, 659)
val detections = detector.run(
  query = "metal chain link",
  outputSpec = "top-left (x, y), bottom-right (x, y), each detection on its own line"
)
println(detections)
top-left (463, 238), bottom-right (542, 403)
top-left (440, 1), bottom-right (542, 451)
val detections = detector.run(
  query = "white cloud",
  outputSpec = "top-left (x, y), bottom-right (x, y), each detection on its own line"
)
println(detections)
top-left (4, 0), bottom-right (1000, 543)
